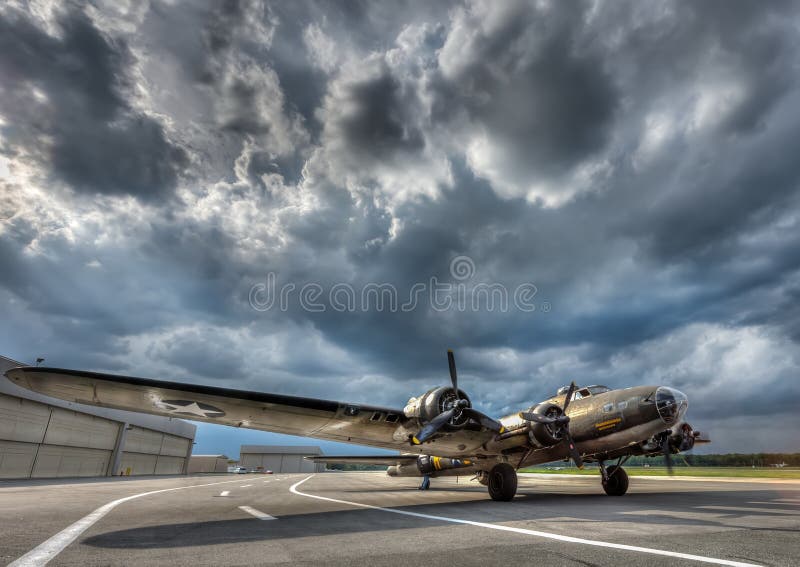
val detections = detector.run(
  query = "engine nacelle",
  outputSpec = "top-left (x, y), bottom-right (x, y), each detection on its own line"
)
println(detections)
top-left (671, 422), bottom-right (696, 452)
top-left (640, 421), bottom-right (697, 454)
top-left (403, 386), bottom-right (472, 429)
top-left (525, 402), bottom-right (565, 447)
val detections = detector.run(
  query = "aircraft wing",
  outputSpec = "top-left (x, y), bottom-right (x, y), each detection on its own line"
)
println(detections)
top-left (4, 366), bottom-right (416, 451)
top-left (305, 455), bottom-right (419, 466)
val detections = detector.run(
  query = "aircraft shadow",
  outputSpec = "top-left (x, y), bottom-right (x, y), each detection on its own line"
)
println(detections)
top-left (82, 489), bottom-right (800, 549)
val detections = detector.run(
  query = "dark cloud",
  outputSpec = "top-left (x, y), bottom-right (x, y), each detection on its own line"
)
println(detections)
top-left (433, 1), bottom-right (617, 180)
top-left (323, 65), bottom-right (425, 161)
top-left (0, 7), bottom-right (186, 200)
top-left (147, 327), bottom-right (246, 380)
top-left (1, 0), bottom-right (799, 453)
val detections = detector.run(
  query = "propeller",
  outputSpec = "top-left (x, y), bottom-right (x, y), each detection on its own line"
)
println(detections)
top-left (412, 350), bottom-right (505, 445)
top-left (520, 381), bottom-right (584, 469)
top-left (660, 431), bottom-right (674, 474)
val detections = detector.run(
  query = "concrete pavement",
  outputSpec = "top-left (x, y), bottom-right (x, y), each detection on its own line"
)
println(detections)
top-left (2, 472), bottom-right (798, 566)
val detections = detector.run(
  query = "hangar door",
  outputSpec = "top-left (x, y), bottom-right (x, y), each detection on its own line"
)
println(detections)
top-left (240, 452), bottom-right (318, 473)
top-left (0, 394), bottom-right (118, 479)
top-left (240, 453), bottom-right (283, 472)
top-left (119, 426), bottom-right (189, 475)
top-left (33, 407), bottom-right (118, 477)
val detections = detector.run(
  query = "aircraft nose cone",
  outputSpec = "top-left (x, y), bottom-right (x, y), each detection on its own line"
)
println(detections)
top-left (655, 386), bottom-right (688, 425)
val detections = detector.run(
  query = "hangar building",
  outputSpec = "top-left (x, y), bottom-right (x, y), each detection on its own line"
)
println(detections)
top-left (239, 445), bottom-right (325, 473)
top-left (188, 454), bottom-right (229, 473)
top-left (0, 356), bottom-right (196, 479)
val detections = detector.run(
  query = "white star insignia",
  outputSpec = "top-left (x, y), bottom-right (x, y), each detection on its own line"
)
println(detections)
top-left (156, 400), bottom-right (225, 418)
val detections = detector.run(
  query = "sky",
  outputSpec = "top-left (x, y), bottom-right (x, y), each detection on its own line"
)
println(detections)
top-left (1, 0), bottom-right (799, 456)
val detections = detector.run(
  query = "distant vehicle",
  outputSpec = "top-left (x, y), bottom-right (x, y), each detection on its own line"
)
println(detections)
top-left (264, 470), bottom-right (274, 474)
top-left (232, 466), bottom-right (248, 474)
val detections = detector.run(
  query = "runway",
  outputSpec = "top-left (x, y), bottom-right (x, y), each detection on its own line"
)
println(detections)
top-left (1, 472), bottom-right (798, 566)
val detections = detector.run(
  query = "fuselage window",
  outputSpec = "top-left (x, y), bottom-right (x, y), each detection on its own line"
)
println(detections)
top-left (602, 403), bottom-right (614, 413)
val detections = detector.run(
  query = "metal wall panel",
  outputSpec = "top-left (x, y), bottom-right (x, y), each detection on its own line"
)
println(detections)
top-left (300, 457), bottom-right (318, 473)
top-left (123, 426), bottom-right (164, 455)
top-left (280, 455), bottom-right (302, 472)
top-left (119, 452), bottom-right (158, 475)
top-left (245, 454), bottom-right (283, 472)
top-left (239, 453), bottom-right (260, 469)
top-left (43, 407), bottom-right (119, 450)
top-left (264, 455), bottom-right (284, 472)
top-left (0, 440), bottom-right (38, 479)
top-left (240, 453), bottom-right (318, 473)
top-left (159, 433), bottom-right (190, 457)
top-left (31, 445), bottom-right (111, 478)
top-left (155, 455), bottom-right (185, 475)
top-left (0, 393), bottom-right (50, 444)
top-left (188, 456), bottom-right (228, 473)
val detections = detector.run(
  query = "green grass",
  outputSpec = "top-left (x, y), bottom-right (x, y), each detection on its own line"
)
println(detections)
top-left (519, 466), bottom-right (800, 479)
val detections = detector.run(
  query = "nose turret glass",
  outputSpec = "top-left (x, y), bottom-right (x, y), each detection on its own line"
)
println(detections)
top-left (655, 387), bottom-right (688, 424)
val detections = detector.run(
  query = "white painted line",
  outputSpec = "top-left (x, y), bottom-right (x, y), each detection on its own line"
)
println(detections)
top-left (238, 505), bottom-right (276, 520)
top-left (699, 505), bottom-right (799, 515)
top-left (240, 484), bottom-right (253, 488)
top-left (289, 476), bottom-right (761, 567)
top-left (518, 473), bottom-right (800, 484)
top-left (218, 491), bottom-right (231, 497)
top-left (9, 477), bottom-right (257, 567)
top-left (263, 480), bottom-right (270, 483)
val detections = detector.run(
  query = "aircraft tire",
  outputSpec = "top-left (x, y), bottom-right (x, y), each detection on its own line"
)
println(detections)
top-left (602, 465), bottom-right (629, 496)
top-left (487, 463), bottom-right (517, 501)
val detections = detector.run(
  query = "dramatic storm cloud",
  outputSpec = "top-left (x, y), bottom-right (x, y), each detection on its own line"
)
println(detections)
top-left (1, 0), bottom-right (798, 453)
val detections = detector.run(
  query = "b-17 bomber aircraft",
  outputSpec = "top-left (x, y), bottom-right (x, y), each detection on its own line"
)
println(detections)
top-left (4, 350), bottom-right (708, 501)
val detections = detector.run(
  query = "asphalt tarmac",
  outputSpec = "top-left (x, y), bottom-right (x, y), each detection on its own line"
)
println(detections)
top-left (1, 472), bottom-right (798, 566)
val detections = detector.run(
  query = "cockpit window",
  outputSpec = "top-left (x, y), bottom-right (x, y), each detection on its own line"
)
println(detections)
top-left (555, 384), bottom-right (610, 399)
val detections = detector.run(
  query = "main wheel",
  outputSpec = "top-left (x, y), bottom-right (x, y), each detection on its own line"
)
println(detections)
top-left (487, 463), bottom-right (517, 501)
top-left (602, 465), bottom-right (629, 496)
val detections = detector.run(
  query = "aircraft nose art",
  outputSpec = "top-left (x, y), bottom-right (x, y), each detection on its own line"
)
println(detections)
top-left (655, 386), bottom-right (688, 425)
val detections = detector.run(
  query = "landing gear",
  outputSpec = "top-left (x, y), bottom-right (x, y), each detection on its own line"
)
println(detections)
top-left (419, 475), bottom-right (431, 490)
top-left (601, 465), bottom-right (629, 496)
top-left (487, 463), bottom-right (517, 501)
top-left (474, 471), bottom-right (490, 486)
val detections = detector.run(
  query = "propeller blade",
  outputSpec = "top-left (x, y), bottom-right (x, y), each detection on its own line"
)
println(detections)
top-left (447, 349), bottom-right (458, 396)
top-left (520, 411), bottom-right (558, 424)
top-left (564, 430), bottom-right (584, 469)
top-left (561, 381), bottom-right (577, 413)
top-left (661, 432), bottom-right (674, 474)
top-left (412, 407), bottom-right (456, 445)
top-left (462, 407), bottom-right (505, 433)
